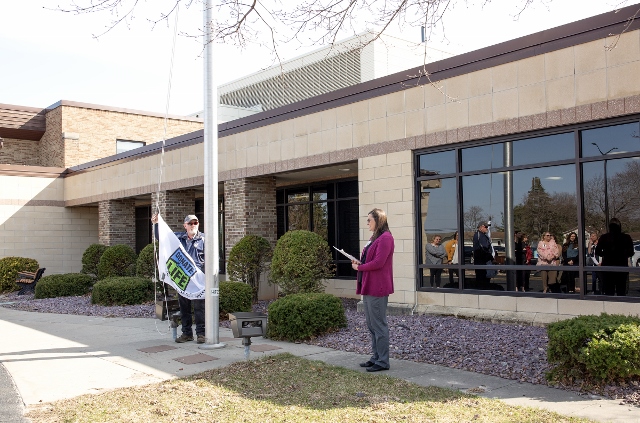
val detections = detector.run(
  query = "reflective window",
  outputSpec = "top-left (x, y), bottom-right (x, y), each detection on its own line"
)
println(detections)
top-left (582, 122), bottom-right (640, 158)
top-left (512, 133), bottom-right (574, 166)
top-left (461, 143), bottom-right (504, 172)
top-left (418, 150), bottom-right (456, 177)
top-left (116, 139), bottom-right (145, 154)
top-left (419, 178), bottom-right (458, 266)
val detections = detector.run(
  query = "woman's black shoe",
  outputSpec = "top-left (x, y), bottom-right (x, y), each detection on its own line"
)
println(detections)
top-left (359, 361), bottom-right (375, 367)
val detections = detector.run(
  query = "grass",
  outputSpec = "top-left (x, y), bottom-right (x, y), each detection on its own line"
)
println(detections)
top-left (27, 353), bottom-right (592, 423)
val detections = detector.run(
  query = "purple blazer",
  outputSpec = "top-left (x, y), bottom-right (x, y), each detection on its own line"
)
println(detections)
top-left (357, 231), bottom-right (395, 297)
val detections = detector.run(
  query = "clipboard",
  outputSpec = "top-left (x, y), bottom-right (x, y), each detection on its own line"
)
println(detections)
top-left (333, 246), bottom-right (358, 263)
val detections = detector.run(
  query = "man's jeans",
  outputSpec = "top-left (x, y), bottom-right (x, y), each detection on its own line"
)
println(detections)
top-left (178, 295), bottom-right (205, 337)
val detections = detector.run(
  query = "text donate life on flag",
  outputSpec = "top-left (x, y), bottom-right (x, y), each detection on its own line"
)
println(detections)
top-left (156, 214), bottom-right (205, 300)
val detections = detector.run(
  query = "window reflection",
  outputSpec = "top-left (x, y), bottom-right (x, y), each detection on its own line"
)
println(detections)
top-left (419, 178), bottom-right (458, 265)
top-left (462, 143), bottom-right (504, 172)
top-left (513, 133), bottom-right (574, 166)
top-left (418, 150), bottom-right (456, 177)
top-left (582, 122), bottom-right (640, 158)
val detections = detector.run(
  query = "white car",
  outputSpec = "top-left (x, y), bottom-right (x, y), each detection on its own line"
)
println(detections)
top-left (633, 243), bottom-right (640, 267)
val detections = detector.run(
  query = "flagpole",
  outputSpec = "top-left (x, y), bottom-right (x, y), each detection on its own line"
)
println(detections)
top-left (200, 0), bottom-right (224, 350)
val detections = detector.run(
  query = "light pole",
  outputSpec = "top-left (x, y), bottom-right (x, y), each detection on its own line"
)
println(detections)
top-left (591, 143), bottom-right (618, 231)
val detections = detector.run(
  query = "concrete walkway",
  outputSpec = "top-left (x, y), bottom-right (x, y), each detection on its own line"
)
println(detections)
top-left (0, 306), bottom-right (639, 423)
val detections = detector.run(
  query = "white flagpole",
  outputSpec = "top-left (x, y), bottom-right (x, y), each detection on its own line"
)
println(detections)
top-left (201, 0), bottom-right (224, 350)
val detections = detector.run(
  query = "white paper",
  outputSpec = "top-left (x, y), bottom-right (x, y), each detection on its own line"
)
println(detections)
top-left (333, 246), bottom-right (359, 263)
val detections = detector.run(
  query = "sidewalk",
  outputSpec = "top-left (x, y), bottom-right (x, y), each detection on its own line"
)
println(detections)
top-left (1, 306), bottom-right (639, 423)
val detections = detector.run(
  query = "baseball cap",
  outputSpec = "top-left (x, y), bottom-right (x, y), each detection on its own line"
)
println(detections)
top-left (184, 215), bottom-right (199, 224)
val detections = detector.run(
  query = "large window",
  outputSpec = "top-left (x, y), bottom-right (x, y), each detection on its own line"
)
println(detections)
top-left (415, 118), bottom-right (640, 300)
top-left (277, 180), bottom-right (358, 278)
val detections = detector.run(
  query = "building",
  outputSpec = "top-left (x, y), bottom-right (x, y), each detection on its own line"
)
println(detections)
top-left (3, 5), bottom-right (640, 319)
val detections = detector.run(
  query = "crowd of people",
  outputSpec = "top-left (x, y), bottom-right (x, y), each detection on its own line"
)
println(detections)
top-left (425, 218), bottom-right (635, 296)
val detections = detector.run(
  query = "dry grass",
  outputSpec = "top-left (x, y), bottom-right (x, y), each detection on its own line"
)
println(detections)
top-left (27, 353), bottom-right (592, 423)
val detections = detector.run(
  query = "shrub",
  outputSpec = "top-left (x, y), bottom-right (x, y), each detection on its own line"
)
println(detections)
top-left (0, 257), bottom-right (39, 293)
top-left (219, 281), bottom-right (252, 320)
top-left (91, 277), bottom-right (154, 305)
top-left (81, 244), bottom-right (108, 276)
top-left (266, 293), bottom-right (346, 341)
top-left (227, 235), bottom-right (271, 303)
top-left (547, 313), bottom-right (640, 383)
top-left (136, 242), bottom-right (158, 279)
top-left (35, 273), bottom-right (94, 299)
top-left (97, 245), bottom-right (137, 280)
top-left (269, 230), bottom-right (335, 295)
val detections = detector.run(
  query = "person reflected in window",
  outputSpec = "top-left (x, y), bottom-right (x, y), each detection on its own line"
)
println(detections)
top-left (472, 221), bottom-right (493, 286)
top-left (425, 234), bottom-right (447, 288)
top-left (515, 231), bottom-right (525, 292)
top-left (561, 232), bottom-right (579, 293)
top-left (586, 232), bottom-right (602, 294)
top-left (537, 232), bottom-right (559, 293)
top-left (352, 208), bottom-right (394, 372)
top-left (523, 234), bottom-right (533, 291)
top-left (596, 218), bottom-right (634, 296)
top-left (444, 231), bottom-right (459, 286)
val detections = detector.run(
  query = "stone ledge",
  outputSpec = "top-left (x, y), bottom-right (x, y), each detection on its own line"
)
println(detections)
top-left (358, 302), bottom-right (576, 327)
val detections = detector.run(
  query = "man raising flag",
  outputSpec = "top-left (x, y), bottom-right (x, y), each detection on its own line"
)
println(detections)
top-left (152, 214), bottom-right (206, 343)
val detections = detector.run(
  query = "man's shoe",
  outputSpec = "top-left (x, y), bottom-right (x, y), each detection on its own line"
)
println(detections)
top-left (366, 364), bottom-right (389, 372)
top-left (359, 361), bottom-right (375, 368)
top-left (197, 335), bottom-right (206, 344)
top-left (175, 334), bottom-right (194, 343)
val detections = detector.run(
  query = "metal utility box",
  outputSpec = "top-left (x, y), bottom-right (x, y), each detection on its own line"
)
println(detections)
top-left (229, 312), bottom-right (268, 338)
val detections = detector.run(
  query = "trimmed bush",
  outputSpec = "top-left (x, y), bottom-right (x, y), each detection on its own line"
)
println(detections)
top-left (227, 235), bottom-right (271, 303)
top-left (97, 245), bottom-right (137, 280)
top-left (547, 313), bottom-right (640, 383)
top-left (81, 244), bottom-right (108, 276)
top-left (269, 230), bottom-right (335, 295)
top-left (266, 293), bottom-right (346, 341)
top-left (35, 273), bottom-right (94, 299)
top-left (0, 257), bottom-right (39, 293)
top-left (219, 281), bottom-right (252, 320)
top-left (136, 242), bottom-right (158, 279)
top-left (91, 277), bottom-right (154, 306)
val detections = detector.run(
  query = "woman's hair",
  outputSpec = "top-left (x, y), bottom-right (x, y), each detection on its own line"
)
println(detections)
top-left (369, 208), bottom-right (390, 241)
top-left (453, 231), bottom-right (458, 240)
top-left (563, 231), bottom-right (578, 251)
top-left (431, 234), bottom-right (442, 243)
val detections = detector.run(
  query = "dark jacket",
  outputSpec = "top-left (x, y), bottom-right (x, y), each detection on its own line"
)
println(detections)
top-left (472, 230), bottom-right (493, 264)
top-left (596, 232), bottom-right (633, 267)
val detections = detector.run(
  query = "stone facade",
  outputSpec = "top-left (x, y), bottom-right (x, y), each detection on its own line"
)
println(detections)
top-left (224, 176), bottom-right (277, 257)
top-left (0, 138), bottom-right (40, 166)
top-left (151, 190), bottom-right (196, 232)
top-left (98, 199), bottom-right (136, 249)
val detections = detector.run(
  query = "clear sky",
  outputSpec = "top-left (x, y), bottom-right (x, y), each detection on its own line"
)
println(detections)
top-left (0, 1), bottom-right (623, 116)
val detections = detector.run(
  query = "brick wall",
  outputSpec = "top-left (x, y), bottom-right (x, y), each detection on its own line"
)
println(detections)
top-left (61, 106), bottom-right (203, 168)
top-left (98, 199), bottom-right (136, 248)
top-left (224, 176), bottom-right (277, 258)
top-left (39, 107), bottom-right (63, 167)
top-left (151, 190), bottom-right (196, 233)
top-left (0, 138), bottom-right (40, 165)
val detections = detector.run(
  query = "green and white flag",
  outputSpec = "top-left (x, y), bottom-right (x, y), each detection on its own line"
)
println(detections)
top-left (156, 214), bottom-right (205, 300)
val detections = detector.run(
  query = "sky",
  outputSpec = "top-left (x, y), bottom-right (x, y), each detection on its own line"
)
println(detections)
top-left (0, 0), bottom-right (625, 116)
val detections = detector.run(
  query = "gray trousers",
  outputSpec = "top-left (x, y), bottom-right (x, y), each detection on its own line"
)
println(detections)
top-left (363, 295), bottom-right (390, 368)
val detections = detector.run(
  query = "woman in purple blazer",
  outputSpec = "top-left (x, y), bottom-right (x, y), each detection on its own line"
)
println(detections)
top-left (352, 208), bottom-right (395, 372)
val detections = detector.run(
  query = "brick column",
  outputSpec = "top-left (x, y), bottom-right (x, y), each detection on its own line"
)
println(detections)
top-left (224, 176), bottom-right (277, 258)
top-left (98, 199), bottom-right (136, 248)
top-left (151, 189), bottom-right (196, 232)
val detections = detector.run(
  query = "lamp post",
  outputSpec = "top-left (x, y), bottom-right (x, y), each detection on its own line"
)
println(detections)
top-left (591, 143), bottom-right (618, 230)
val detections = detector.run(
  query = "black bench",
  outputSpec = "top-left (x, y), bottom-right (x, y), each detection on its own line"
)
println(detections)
top-left (16, 268), bottom-right (46, 295)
